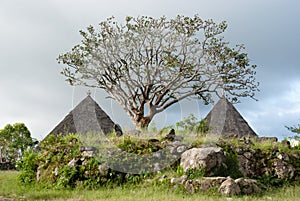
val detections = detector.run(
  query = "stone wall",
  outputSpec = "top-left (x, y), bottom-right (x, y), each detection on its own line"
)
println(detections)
top-left (0, 162), bottom-right (16, 170)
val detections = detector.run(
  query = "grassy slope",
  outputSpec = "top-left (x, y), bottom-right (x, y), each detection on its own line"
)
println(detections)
top-left (1, 171), bottom-right (300, 201)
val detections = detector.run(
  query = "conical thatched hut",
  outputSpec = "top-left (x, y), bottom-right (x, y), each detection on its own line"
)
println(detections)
top-left (204, 98), bottom-right (257, 139)
top-left (48, 95), bottom-right (122, 136)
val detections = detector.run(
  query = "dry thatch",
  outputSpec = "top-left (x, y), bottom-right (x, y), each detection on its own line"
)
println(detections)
top-left (205, 98), bottom-right (257, 139)
top-left (49, 95), bottom-right (121, 136)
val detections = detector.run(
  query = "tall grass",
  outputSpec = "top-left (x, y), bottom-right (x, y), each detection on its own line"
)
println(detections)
top-left (1, 171), bottom-right (300, 201)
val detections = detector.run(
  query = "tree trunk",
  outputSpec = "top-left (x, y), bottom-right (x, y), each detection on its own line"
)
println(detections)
top-left (135, 116), bottom-right (152, 129)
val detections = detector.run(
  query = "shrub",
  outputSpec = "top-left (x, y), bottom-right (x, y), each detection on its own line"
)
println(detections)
top-left (220, 150), bottom-right (243, 179)
top-left (186, 166), bottom-right (205, 179)
top-left (116, 136), bottom-right (164, 154)
top-left (17, 149), bottom-right (39, 184)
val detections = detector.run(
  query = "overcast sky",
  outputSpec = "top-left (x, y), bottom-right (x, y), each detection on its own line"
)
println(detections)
top-left (1, 0), bottom-right (299, 140)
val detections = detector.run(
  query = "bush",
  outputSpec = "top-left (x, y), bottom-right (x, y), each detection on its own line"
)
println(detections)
top-left (17, 149), bottom-right (39, 184)
top-left (17, 134), bottom-right (159, 189)
top-left (116, 136), bottom-right (164, 154)
top-left (186, 166), bottom-right (205, 179)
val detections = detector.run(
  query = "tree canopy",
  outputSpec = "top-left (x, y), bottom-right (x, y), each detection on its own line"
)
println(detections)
top-left (58, 15), bottom-right (259, 129)
top-left (0, 123), bottom-right (36, 163)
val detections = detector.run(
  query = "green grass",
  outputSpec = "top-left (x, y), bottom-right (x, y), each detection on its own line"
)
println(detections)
top-left (1, 171), bottom-right (300, 201)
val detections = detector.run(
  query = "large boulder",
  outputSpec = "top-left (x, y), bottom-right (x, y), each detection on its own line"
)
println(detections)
top-left (180, 147), bottom-right (226, 176)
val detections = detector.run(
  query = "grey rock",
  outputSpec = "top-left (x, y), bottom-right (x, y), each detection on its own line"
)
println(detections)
top-left (185, 180), bottom-right (195, 194)
top-left (235, 178), bottom-right (261, 195)
top-left (98, 164), bottom-right (109, 175)
top-left (277, 152), bottom-right (290, 162)
top-left (176, 145), bottom-right (187, 153)
top-left (257, 137), bottom-right (278, 143)
top-left (170, 175), bottom-right (188, 184)
top-left (218, 177), bottom-right (241, 196)
top-left (273, 159), bottom-right (295, 179)
top-left (180, 147), bottom-right (226, 176)
top-left (184, 177), bottom-right (227, 194)
top-left (82, 150), bottom-right (94, 157)
top-left (53, 167), bottom-right (59, 176)
top-left (192, 179), bottom-right (212, 191)
top-left (68, 158), bottom-right (78, 167)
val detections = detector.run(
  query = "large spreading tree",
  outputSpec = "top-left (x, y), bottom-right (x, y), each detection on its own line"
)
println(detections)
top-left (58, 15), bottom-right (259, 129)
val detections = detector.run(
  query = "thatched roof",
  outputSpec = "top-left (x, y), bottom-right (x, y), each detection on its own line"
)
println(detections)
top-left (49, 95), bottom-right (122, 136)
top-left (205, 98), bottom-right (257, 139)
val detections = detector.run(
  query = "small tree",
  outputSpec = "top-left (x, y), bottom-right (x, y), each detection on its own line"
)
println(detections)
top-left (175, 114), bottom-right (209, 136)
top-left (0, 123), bottom-right (35, 163)
top-left (176, 113), bottom-right (198, 131)
top-left (58, 15), bottom-right (259, 129)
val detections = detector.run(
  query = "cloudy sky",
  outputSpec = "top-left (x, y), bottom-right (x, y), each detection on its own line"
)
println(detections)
top-left (1, 0), bottom-right (299, 140)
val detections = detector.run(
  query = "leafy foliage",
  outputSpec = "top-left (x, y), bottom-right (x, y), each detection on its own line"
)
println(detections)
top-left (17, 149), bottom-right (39, 184)
top-left (186, 166), bottom-right (205, 179)
top-left (58, 15), bottom-right (259, 129)
top-left (175, 113), bottom-right (209, 136)
top-left (116, 136), bottom-right (164, 154)
top-left (0, 123), bottom-right (36, 164)
top-left (215, 148), bottom-right (243, 179)
top-left (17, 134), bottom-right (158, 188)
top-left (286, 122), bottom-right (300, 135)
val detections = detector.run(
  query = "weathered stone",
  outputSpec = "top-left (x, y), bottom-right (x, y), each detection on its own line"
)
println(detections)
top-left (257, 137), bottom-right (278, 143)
top-left (53, 167), bottom-right (59, 176)
top-left (273, 159), bottom-right (295, 179)
top-left (170, 175), bottom-right (188, 184)
top-left (180, 147), bottom-right (226, 176)
top-left (184, 177), bottom-right (227, 194)
top-left (174, 135), bottom-right (184, 142)
top-left (153, 163), bottom-right (162, 172)
top-left (164, 129), bottom-right (176, 141)
top-left (176, 145), bottom-right (187, 153)
top-left (82, 150), bottom-right (94, 157)
top-left (185, 180), bottom-right (195, 194)
top-left (0, 162), bottom-right (16, 170)
top-left (114, 124), bottom-right (123, 136)
top-left (235, 178), bottom-right (261, 195)
top-left (98, 164), bottom-right (109, 175)
top-left (80, 146), bottom-right (97, 152)
top-left (80, 146), bottom-right (97, 157)
top-left (193, 179), bottom-right (211, 191)
top-left (166, 141), bottom-right (189, 160)
top-left (238, 153), bottom-right (256, 178)
top-left (218, 177), bottom-right (241, 196)
top-left (202, 177), bottom-right (227, 186)
top-left (277, 152), bottom-right (290, 162)
top-left (68, 158), bottom-right (78, 167)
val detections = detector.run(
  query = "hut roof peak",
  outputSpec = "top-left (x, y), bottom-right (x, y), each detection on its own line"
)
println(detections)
top-left (48, 95), bottom-right (118, 136)
top-left (205, 98), bottom-right (257, 139)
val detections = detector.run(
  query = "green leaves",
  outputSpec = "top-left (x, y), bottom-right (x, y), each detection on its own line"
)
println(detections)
top-left (0, 123), bottom-right (35, 163)
top-left (286, 123), bottom-right (300, 134)
top-left (57, 15), bottom-right (259, 129)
